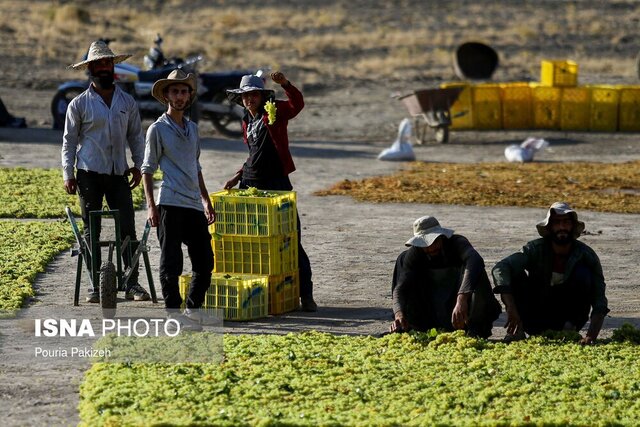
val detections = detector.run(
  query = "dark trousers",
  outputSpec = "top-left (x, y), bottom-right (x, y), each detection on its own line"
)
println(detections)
top-left (158, 205), bottom-right (214, 309)
top-left (76, 169), bottom-right (138, 290)
top-left (240, 176), bottom-right (313, 298)
top-left (511, 263), bottom-right (593, 335)
top-left (392, 266), bottom-right (501, 338)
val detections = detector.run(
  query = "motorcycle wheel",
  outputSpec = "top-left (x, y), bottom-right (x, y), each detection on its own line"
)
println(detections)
top-left (51, 86), bottom-right (85, 130)
top-left (209, 91), bottom-right (243, 138)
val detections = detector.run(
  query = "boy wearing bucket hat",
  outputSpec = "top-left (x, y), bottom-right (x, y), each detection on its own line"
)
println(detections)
top-left (492, 202), bottom-right (609, 344)
top-left (390, 216), bottom-right (501, 337)
top-left (61, 40), bottom-right (150, 303)
top-left (223, 71), bottom-right (317, 312)
top-left (141, 69), bottom-right (215, 326)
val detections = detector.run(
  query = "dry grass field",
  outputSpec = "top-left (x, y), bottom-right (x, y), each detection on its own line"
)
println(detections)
top-left (5, 0), bottom-right (639, 86)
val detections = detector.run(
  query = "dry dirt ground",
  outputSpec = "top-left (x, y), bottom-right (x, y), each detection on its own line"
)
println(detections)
top-left (2, 1), bottom-right (640, 426)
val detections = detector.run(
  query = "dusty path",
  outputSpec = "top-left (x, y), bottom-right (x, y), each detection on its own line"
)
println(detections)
top-left (1, 126), bottom-right (640, 425)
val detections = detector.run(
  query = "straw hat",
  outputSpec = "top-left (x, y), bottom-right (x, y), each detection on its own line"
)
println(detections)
top-left (226, 74), bottom-right (274, 106)
top-left (151, 69), bottom-right (197, 106)
top-left (536, 202), bottom-right (585, 239)
top-left (69, 40), bottom-right (132, 70)
top-left (405, 216), bottom-right (454, 247)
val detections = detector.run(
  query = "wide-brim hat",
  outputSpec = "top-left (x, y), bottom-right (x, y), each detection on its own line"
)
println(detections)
top-left (405, 215), bottom-right (454, 247)
top-left (536, 201), bottom-right (585, 239)
top-left (151, 69), bottom-right (197, 106)
top-left (226, 74), bottom-right (274, 106)
top-left (69, 40), bottom-right (132, 70)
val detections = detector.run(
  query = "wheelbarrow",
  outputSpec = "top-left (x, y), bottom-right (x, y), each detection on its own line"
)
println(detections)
top-left (65, 207), bottom-right (158, 317)
top-left (397, 87), bottom-right (464, 144)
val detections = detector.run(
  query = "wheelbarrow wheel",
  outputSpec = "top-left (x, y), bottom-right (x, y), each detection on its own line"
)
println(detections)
top-left (434, 126), bottom-right (449, 144)
top-left (99, 261), bottom-right (117, 319)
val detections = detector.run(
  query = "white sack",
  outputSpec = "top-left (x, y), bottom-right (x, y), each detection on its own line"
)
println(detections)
top-left (378, 118), bottom-right (416, 161)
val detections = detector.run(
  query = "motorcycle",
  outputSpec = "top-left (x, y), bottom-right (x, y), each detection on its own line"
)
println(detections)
top-left (51, 36), bottom-right (258, 138)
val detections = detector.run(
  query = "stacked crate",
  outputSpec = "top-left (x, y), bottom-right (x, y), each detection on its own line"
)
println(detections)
top-left (179, 273), bottom-right (268, 321)
top-left (209, 189), bottom-right (300, 315)
top-left (442, 60), bottom-right (640, 132)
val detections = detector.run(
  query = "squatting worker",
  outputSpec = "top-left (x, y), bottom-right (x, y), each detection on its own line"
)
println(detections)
top-left (141, 69), bottom-right (215, 330)
top-left (224, 71), bottom-right (317, 312)
top-left (492, 202), bottom-right (609, 344)
top-left (61, 40), bottom-right (150, 303)
top-left (391, 216), bottom-right (501, 338)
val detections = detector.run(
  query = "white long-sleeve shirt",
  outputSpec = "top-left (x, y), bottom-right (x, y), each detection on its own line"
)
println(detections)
top-left (61, 85), bottom-right (144, 180)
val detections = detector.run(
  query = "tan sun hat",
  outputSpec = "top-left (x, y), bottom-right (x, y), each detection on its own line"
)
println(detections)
top-left (151, 69), bottom-right (197, 106)
top-left (405, 216), bottom-right (454, 247)
top-left (69, 40), bottom-right (132, 70)
top-left (536, 201), bottom-right (585, 238)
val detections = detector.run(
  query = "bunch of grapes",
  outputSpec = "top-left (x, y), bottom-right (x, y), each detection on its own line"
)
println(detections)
top-left (264, 100), bottom-right (277, 125)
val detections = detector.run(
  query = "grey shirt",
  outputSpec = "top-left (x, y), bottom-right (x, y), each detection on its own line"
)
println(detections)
top-left (142, 113), bottom-right (203, 212)
top-left (61, 85), bottom-right (144, 180)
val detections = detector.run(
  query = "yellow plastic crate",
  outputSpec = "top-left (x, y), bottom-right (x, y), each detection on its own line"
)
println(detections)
top-left (472, 84), bottom-right (502, 129)
top-left (212, 233), bottom-right (298, 275)
top-left (500, 82), bottom-right (532, 129)
top-left (589, 85), bottom-right (619, 131)
top-left (560, 87), bottom-right (590, 130)
top-left (440, 83), bottom-right (473, 129)
top-left (531, 84), bottom-right (561, 129)
top-left (541, 60), bottom-right (578, 87)
top-left (618, 86), bottom-right (640, 131)
top-left (179, 273), bottom-right (269, 321)
top-left (268, 271), bottom-right (300, 315)
top-left (209, 189), bottom-right (297, 237)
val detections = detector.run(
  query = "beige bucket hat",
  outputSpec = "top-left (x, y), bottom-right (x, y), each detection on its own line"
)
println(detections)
top-left (405, 216), bottom-right (454, 247)
top-left (151, 69), bottom-right (197, 106)
top-left (69, 40), bottom-right (132, 70)
top-left (536, 201), bottom-right (585, 238)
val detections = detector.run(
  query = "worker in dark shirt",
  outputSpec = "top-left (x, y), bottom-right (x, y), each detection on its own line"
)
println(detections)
top-left (391, 216), bottom-right (501, 338)
top-left (492, 202), bottom-right (609, 344)
top-left (224, 71), bottom-right (317, 312)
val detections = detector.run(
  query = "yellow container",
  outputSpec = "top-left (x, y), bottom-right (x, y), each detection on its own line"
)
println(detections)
top-left (209, 189), bottom-right (297, 237)
top-left (440, 82), bottom-right (473, 129)
top-left (211, 232), bottom-right (298, 275)
top-left (268, 271), bottom-right (300, 315)
top-left (500, 82), bottom-right (533, 129)
top-left (560, 87), bottom-right (590, 130)
top-left (531, 84), bottom-right (561, 129)
top-left (179, 273), bottom-right (269, 321)
top-left (472, 84), bottom-right (502, 129)
top-left (589, 85), bottom-right (619, 131)
top-left (618, 86), bottom-right (640, 131)
top-left (541, 60), bottom-right (578, 87)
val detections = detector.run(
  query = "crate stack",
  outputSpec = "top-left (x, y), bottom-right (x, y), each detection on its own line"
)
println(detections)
top-left (209, 189), bottom-right (300, 316)
top-left (441, 59), bottom-right (640, 132)
top-left (178, 189), bottom-right (299, 320)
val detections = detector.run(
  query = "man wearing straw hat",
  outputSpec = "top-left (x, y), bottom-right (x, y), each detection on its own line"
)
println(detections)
top-left (223, 71), bottom-right (317, 312)
top-left (390, 216), bottom-right (501, 338)
top-left (61, 40), bottom-right (150, 303)
top-left (141, 69), bottom-right (215, 327)
top-left (492, 202), bottom-right (609, 344)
